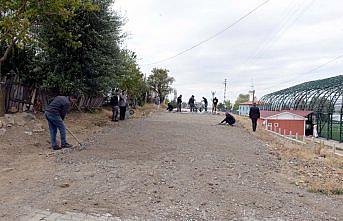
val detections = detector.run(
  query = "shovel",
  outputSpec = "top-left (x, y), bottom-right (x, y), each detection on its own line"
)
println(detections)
top-left (66, 127), bottom-right (85, 148)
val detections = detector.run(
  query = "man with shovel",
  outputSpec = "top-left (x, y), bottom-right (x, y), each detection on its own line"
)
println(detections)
top-left (45, 94), bottom-right (78, 150)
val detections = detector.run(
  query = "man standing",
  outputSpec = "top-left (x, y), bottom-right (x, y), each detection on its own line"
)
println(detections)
top-left (45, 95), bottom-right (77, 150)
top-left (155, 96), bottom-right (160, 111)
top-left (177, 95), bottom-right (182, 112)
top-left (110, 89), bottom-right (120, 122)
top-left (119, 90), bottom-right (127, 120)
top-left (212, 97), bottom-right (218, 113)
top-left (188, 95), bottom-right (195, 112)
top-left (249, 102), bottom-right (260, 132)
top-left (202, 97), bottom-right (208, 112)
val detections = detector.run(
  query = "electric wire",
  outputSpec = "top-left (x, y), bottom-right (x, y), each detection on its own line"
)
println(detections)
top-left (143, 0), bottom-right (271, 66)
top-left (260, 53), bottom-right (343, 92)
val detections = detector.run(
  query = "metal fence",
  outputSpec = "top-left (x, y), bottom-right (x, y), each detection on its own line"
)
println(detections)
top-left (260, 75), bottom-right (343, 142)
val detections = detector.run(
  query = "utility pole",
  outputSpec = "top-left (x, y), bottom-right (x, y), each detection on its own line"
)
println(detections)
top-left (211, 91), bottom-right (216, 100)
top-left (224, 78), bottom-right (229, 111)
top-left (224, 78), bottom-right (227, 102)
top-left (250, 78), bottom-right (255, 103)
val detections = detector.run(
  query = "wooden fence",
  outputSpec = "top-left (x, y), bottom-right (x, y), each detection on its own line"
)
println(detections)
top-left (2, 75), bottom-right (105, 113)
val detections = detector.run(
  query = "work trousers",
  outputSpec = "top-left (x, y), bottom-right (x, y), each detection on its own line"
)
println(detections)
top-left (251, 118), bottom-right (258, 132)
top-left (212, 104), bottom-right (217, 113)
top-left (45, 112), bottom-right (67, 149)
top-left (112, 106), bottom-right (119, 121)
top-left (119, 106), bottom-right (126, 120)
top-left (177, 103), bottom-right (181, 112)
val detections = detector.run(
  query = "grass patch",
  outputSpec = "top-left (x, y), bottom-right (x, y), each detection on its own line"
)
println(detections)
top-left (308, 182), bottom-right (343, 195)
top-left (308, 187), bottom-right (343, 195)
top-left (236, 115), bottom-right (343, 196)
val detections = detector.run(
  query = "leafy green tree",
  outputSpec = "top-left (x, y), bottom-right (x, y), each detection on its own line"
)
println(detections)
top-left (217, 103), bottom-right (225, 111)
top-left (0, 0), bottom-right (94, 115)
top-left (0, 0), bottom-right (150, 115)
top-left (0, 0), bottom-right (94, 69)
top-left (38, 0), bottom-right (122, 95)
top-left (147, 68), bottom-right (174, 102)
top-left (224, 100), bottom-right (233, 111)
top-left (233, 94), bottom-right (249, 112)
top-left (116, 50), bottom-right (148, 105)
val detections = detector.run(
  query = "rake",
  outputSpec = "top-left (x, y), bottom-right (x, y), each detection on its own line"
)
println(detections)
top-left (66, 127), bottom-right (85, 148)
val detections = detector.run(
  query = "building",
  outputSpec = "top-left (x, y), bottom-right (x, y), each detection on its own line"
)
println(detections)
top-left (258, 110), bottom-right (313, 136)
top-left (259, 75), bottom-right (343, 142)
top-left (238, 101), bottom-right (265, 116)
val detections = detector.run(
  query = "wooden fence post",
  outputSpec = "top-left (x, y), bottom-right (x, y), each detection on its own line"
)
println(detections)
top-left (0, 82), bottom-right (5, 116)
top-left (333, 144), bottom-right (336, 154)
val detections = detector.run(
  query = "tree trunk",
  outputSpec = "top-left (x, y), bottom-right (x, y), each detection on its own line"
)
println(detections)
top-left (0, 83), bottom-right (5, 116)
top-left (0, 39), bottom-right (16, 117)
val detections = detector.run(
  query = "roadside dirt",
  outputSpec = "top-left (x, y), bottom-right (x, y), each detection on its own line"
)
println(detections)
top-left (237, 115), bottom-right (343, 196)
top-left (0, 111), bottom-right (342, 220)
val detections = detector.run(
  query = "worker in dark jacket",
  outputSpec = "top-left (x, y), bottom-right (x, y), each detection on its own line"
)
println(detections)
top-left (110, 89), bottom-right (120, 122)
top-left (45, 95), bottom-right (77, 150)
top-left (188, 95), bottom-right (195, 112)
top-left (219, 112), bottom-right (236, 126)
top-left (212, 97), bottom-right (218, 113)
top-left (119, 90), bottom-right (127, 120)
top-left (167, 102), bottom-right (174, 112)
top-left (177, 95), bottom-right (182, 112)
top-left (249, 102), bottom-right (260, 132)
top-left (202, 97), bottom-right (208, 112)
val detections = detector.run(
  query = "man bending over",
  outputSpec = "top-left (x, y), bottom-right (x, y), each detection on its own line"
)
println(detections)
top-left (219, 112), bottom-right (236, 126)
top-left (45, 94), bottom-right (77, 150)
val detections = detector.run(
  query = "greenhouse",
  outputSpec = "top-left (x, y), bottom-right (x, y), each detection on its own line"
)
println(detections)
top-left (260, 75), bottom-right (343, 142)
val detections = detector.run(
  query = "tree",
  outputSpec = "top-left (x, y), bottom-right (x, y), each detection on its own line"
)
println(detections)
top-left (38, 0), bottom-right (121, 95)
top-left (217, 103), bottom-right (225, 111)
top-left (224, 100), bottom-right (233, 111)
top-left (147, 68), bottom-right (174, 103)
top-left (116, 50), bottom-right (148, 106)
top-left (0, 0), bottom-right (150, 114)
top-left (233, 94), bottom-right (249, 112)
top-left (0, 0), bottom-right (95, 68)
top-left (0, 0), bottom-right (94, 115)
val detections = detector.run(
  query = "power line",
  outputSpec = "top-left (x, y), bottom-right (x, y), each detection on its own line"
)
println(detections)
top-left (261, 53), bottom-right (343, 91)
top-left (143, 0), bottom-right (271, 66)
top-left (239, 0), bottom-right (316, 75)
top-left (304, 54), bottom-right (343, 74)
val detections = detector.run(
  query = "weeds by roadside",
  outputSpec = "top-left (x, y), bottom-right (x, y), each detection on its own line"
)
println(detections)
top-left (236, 115), bottom-right (343, 196)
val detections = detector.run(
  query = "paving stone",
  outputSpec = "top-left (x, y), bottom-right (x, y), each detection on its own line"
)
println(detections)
top-left (20, 209), bottom-right (122, 221)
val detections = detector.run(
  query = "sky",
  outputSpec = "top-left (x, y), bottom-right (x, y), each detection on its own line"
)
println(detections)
top-left (113, 0), bottom-right (343, 103)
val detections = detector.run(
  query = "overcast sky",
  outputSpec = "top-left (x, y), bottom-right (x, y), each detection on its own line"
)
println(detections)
top-left (114, 0), bottom-right (343, 103)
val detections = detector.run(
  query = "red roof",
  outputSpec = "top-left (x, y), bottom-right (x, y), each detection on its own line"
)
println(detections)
top-left (260, 111), bottom-right (280, 118)
top-left (260, 110), bottom-right (313, 118)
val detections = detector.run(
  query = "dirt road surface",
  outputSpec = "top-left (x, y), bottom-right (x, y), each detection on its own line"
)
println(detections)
top-left (0, 112), bottom-right (342, 220)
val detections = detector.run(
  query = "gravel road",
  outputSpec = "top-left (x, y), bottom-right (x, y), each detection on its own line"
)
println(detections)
top-left (0, 112), bottom-right (342, 220)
